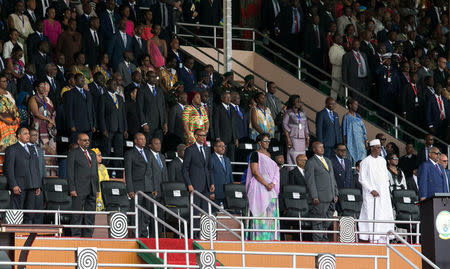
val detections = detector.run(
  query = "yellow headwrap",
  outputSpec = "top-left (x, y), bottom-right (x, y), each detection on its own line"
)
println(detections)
top-left (91, 148), bottom-right (100, 155)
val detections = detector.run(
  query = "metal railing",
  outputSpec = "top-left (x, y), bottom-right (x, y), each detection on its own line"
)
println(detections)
top-left (174, 22), bottom-right (450, 153)
top-left (386, 230), bottom-right (438, 269)
top-left (134, 191), bottom-right (190, 266)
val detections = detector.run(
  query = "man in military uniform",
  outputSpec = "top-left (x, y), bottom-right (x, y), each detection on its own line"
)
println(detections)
top-left (213, 71), bottom-right (235, 104)
top-left (239, 74), bottom-right (259, 111)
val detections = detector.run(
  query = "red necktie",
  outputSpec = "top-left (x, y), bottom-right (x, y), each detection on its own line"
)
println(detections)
top-left (84, 150), bottom-right (92, 167)
top-left (437, 96), bottom-right (445, 120)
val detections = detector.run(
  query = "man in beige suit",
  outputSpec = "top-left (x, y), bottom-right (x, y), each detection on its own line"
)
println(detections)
top-left (329, 35), bottom-right (346, 100)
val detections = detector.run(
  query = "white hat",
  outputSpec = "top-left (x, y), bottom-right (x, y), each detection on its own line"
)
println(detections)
top-left (369, 139), bottom-right (381, 146)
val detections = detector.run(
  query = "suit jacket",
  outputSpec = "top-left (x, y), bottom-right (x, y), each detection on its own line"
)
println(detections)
top-left (359, 40), bottom-right (377, 71)
top-left (24, 9), bottom-right (40, 29)
top-left (67, 147), bottom-right (99, 195)
top-left (305, 155), bottom-right (338, 202)
top-left (197, 0), bottom-right (221, 26)
top-left (402, 40), bottom-right (416, 60)
top-left (435, 44), bottom-right (448, 59)
top-left (32, 52), bottom-right (53, 80)
top-left (131, 36), bottom-right (147, 63)
top-left (213, 104), bottom-right (238, 144)
top-left (64, 87), bottom-right (96, 132)
top-left (83, 28), bottom-right (104, 69)
top-left (4, 142), bottom-right (41, 190)
top-left (279, 5), bottom-right (303, 38)
top-left (126, 1), bottom-right (138, 22)
top-left (210, 153), bottom-right (233, 200)
top-left (302, 23), bottom-right (323, 58)
top-left (124, 147), bottom-right (153, 193)
top-left (26, 32), bottom-right (49, 63)
top-left (265, 93), bottom-right (283, 126)
top-left (399, 154), bottom-right (418, 178)
top-left (17, 75), bottom-right (35, 96)
top-left (425, 94), bottom-right (450, 128)
top-left (433, 68), bottom-right (448, 88)
top-left (418, 160), bottom-right (449, 199)
top-left (89, 82), bottom-right (105, 113)
top-left (315, 108), bottom-right (342, 148)
top-left (168, 103), bottom-right (185, 141)
top-left (331, 155), bottom-right (354, 188)
top-left (288, 167), bottom-right (307, 186)
top-left (110, 32), bottom-right (132, 71)
top-left (168, 157), bottom-right (184, 182)
top-left (231, 104), bottom-right (248, 139)
top-left (182, 144), bottom-right (213, 193)
top-left (98, 92), bottom-right (127, 133)
top-left (32, 145), bottom-right (46, 182)
top-left (151, 1), bottom-right (174, 32)
top-left (148, 151), bottom-right (169, 194)
top-left (117, 61), bottom-right (137, 87)
top-left (137, 84), bottom-right (167, 130)
top-left (400, 82), bottom-right (423, 121)
top-left (53, 0), bottom-right (72, 21)
top-left (405, 175), bottom-right (419, 196)
top-left (99, 10), bottom-right (120, 41)
top-left (342, 50), bottom-right (371, 88)
top-left (77, 14), bottom-right (91, 34)
top-left (177, 67), bottom-right (196, 92)
top-left (261, 0), bottom-right (280, 34)
top-left (167, 49), bottom-right (184, 67)
top-left (44, 75), bottom-right (63, 107)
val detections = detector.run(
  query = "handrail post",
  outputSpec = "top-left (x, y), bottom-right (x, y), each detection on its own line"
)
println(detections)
top-left (297, 58), bottom-right (301, 80)
top-left (184, 222), bottom-right (189, 266)
top-left (134, 193), bottom-right (139, 238)
top-left (154, 202), bottom-right (159, 254)
top-left (208, 201), bottom-right (213, 250)
top-left (241, 222), bottom-right (245, 267)
top-left (394, 116), bottom-right (398, 139)
top-left (174, 24), bottom-right (177, 36)
top-left (252, 30), bottom-right (255, 52)
top-left (213, 27), bottom-right (217, 48)
top-left (190, 192), bottom-right (194, 239)
top-left (345, 87), bottom-right (349, 101)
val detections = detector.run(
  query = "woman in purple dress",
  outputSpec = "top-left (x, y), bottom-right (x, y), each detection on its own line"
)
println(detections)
top-left (282, 95), bottom-right (310, 166)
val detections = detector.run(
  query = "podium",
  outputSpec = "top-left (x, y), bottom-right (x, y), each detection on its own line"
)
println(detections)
top-left (420, 194), bottom-right (450, 269)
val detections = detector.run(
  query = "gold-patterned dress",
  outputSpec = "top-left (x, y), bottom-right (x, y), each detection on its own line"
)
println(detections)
top-left (181, 105), bottom-right (209, 146)
top-left (96, 164), bottom-right (110, 211)
top-left (0, 92), bottom-right (19, 151)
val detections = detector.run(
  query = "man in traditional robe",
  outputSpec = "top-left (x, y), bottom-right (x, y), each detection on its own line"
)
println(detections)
top-left (358, 139), bottom-right (394, 243)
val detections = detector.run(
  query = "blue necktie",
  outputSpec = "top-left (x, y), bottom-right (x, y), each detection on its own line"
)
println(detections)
top-left (328, 110), bottom-right (334, 123)
top-left (23, 145), bottom-right (30, 154)
top-left (220, 156), bottom-right (226, 170)
top-left (156, 153), bottom-right (163, 169)
top-left (140, 149), bottom-right (148, 163)
top-left (81, 90), bottom-right (86, 99)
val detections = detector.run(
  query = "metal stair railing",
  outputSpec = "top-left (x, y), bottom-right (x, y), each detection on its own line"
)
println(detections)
top-left (174, 23), bottom-right (450, 153)
top-left (386, 230), bottom-right (439, 269)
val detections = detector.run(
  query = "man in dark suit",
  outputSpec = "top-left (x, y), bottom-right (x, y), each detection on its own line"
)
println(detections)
top-left (18, 63), bottom-right (36, 96)
top-left (125, 0), bottom-right (138, 23)
top-left (26, 20), bottom-right (48, 63)
top-left (289, 154), bottom-right (307, 186)
top-left (331, 144), bottom-right (354, 189)
top-left (261, 0), bottom-right (280, 39)
top-left (425, 84), bottom-right (449, 139)
top-left (99, 0), bottom-right (119, 56)
top-left (417, 134), bottom-right (434, 166)
top-left (98, 79), bottom-right (128, 176)
top-left (433, 57), bottom-right (448, 88)
top-left (65, 73), bottom-right (96, 143)
top-left (435, 36), bottom-right (448, 59)
top-left (151, 0), bottom-right (174, 39)
top-left (53, 0), bottom-right (72, 21)
top-left (182, 128), bottom-right (214, 236)
top-left (76, 2), bottom-right (92, 34)
top-left (25, 0), bottom-right (40, 29)
top-left (168, 144), bottom-right (186, 182)
top-left (210, 140), bottom-right (233, 207)
top-left (303, 15), bottom-right (324, 80)
top-left (137, 71), bottom-right (168, 143)
top-left (83, 16), bottom-right (103, 69)
top-left (315, 97), bottom-right (342, 158)
top-left (55, 53), bottom-right (66, 85)
top-left (117, 51), bottom-right (137, 87)
top-left (4, 127), bottom-right (42, 224)
top-left (31, 41), bottom-right (52, 80)
top-left (110, 18), bottom-right (132, 71)
top-left (418, 147), bottom-right (449, 200)
top-left (44, 63), bottom-right (63, 108)
top-left (131, 24), bottom-right (147, 64)
top-left (279, 0), bottom-right (303, 54)
top-left (28, 129), bottom-right (45, 224)
top-left (89, 72), bottom-right (106, 113)
top-left (399, 143), bottom-right (418, 179)
top-left (67, 133), bottom-right (99, 237)
top-left (342, 40), bottom-right (371, 106)
top-left (124, 133), bottom-right (153, 237)
top-left (402, 31), bottom-right (417, 60)
top-left (168, 92), bottom-right (187, 142)
top-left (400, 72), bottom-right (423, 126)
top-left (168, 37), bottom-right (184, 69)
top-left (230, 91), bottom-right (248, 140)
top-left (406, 168), bottom-right (419, 196)
top-left (177, 57), bottom-right (196, 93)
top-left (213, 92), bottom-right (238, 161)
top-left (376, 55), bottom-right (401, 117)
top-left (197, 0), bottom-right (221, 27)
top-left (305, 141), bottom-right (338, 241)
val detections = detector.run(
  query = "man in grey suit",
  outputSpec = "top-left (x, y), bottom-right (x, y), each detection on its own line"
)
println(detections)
top-left (117, 51), bottom-right (137, 87)
top-left (265, 82), bottom-right (284, 139)
top-left (28, 129), bottom-right (46, 224)
top-left (305, 141), bottom-right (339, 242)
top-left (182, 129), bottom-right (214, 237)
top-left (168, 144), bottom-right (186, 182)
top-left (67, 133), bottom-right (99, 237)
top-left (168, 92), bottom-right (187, 142)
top-left (4, 127), bottom-right (42, 224)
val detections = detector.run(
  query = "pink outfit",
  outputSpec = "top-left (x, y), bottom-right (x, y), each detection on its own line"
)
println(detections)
top-left (43, 19), bottom-right (62, 47)
top-left (149, 41), bottom-right (165, 68)
top-left (125, 20), bottom-right (134, 37)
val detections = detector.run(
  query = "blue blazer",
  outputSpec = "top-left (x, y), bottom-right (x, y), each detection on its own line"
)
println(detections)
top-left (331, 155), bottom-right (354, 189)
top-left (315, 108), bottom-right (342, 148)
top-left (109, 32), bottom-right (133, 71)
top-left (177, 67), bottom-right (196, 93)
top-left (182, 144), bottom-right (214, 193)
top-left (418, 160), bottom-right (449, 199)
top-left (210, 153), bottom-right (233, 200)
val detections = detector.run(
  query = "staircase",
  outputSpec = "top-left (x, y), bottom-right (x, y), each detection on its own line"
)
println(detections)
top-left (137, 238), bottom-right (223, 268)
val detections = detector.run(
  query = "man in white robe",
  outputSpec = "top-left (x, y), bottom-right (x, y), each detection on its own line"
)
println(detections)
top-left (358, 139), bottom-right (394, 243)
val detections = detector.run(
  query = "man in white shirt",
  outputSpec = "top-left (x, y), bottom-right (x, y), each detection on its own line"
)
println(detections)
top-left (288, 154), bottom-right (307, 186)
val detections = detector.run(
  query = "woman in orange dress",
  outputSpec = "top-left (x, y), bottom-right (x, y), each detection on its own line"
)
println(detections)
top-left (182, 92), bottom-right (209, 146)
top-left (0, 75), bottom-right (19, 170)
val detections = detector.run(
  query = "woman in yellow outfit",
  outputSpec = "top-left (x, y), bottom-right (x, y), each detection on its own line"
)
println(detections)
top-left (92, 148), bottom-right (110, 211)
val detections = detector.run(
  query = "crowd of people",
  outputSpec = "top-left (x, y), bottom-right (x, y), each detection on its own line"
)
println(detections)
top-left (0, 0), bottom-right (449, 242)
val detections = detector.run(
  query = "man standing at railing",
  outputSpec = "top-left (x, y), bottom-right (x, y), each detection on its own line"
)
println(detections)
top-left (358, 139), bottom-right (394, 243)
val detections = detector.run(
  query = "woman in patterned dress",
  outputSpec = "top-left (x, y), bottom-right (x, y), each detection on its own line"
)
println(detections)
top-left (250, 92), bottom-right (275, 140)
top-left (0, 75), bottom-right (19, 153)
top-left (182, 92), bottom-right (209, 146)
top-left (94, 53), bottom-right (113, 80)
top-left (92, 148), bottom-right (110, 211)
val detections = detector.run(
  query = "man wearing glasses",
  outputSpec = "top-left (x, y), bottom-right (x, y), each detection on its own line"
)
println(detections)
top-left (418, 147), bottom-right (449, 201)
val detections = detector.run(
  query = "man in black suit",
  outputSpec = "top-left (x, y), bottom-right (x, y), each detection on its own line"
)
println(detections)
top-left (402, 31), bottom-right (417, 60)
top-left (65, 73), bottom-right (97, 143)
top-left (204, 65), bottom-right (221, 90)
top-left (434, 57), bottom-right (448, 88)
top-left (279, 0), bottom-right (303, 54)
top-left (303, 14), bottom-right (324, 83)
top-left (31, 41), bottom-right (52, 80)
top-left (28, 129), bottom-right (45, 224)
top-left (89, 72), bottom-right (106, 112)
top-left (99, 79), bottom-right (128, 176)
top-left (288, 154), bottom-right (307, 186)
top-left (126, 0), bottom-right (138, 23)
top-left (67, 133), bottom-right (99, 237)
top-left (399, 143), bottom-right (418, 179)
top-left (315, 97), bottom-right (342, 158)
top-left (83, 16), bottom-right (103, 69)
top-left (137, 71), bottom-right (168, 144)
top-left (125, 132), bottom-right (153, 237)
top-left (18, 63), bottom-right (36, 96)
top-left (400, 72), bottom-right (422, 126)
top-left (44, 63), bottom-right (62, 107)
top-left (213, 92), bottom-right (238, 161)
top-left (425, 84), bottom-right (449, 139)
top-left (5, 127), bottom-right (42, 224)
top-left (168, 144), bottom-right (186, 182)
top-left (230, 91), bottom-right (248, 140)
top-left (168, 92), bottom-right (187, 142)
top-left (55, 53), bottom-right (66, 85)
top-left (131, 24), bottom-right (147, 64)
top-left (260, 0), bottom-right (280, 39)
top-left (168, 37), bottom-right (183, 69)
top-left (25, 0), bottom-right (41, 29)
top-left (53, 0), bottom-right (72, 21)
top-left (76, 2), bottom-right (92, 34)
top-left (331, 144), bottom-right (354, 189)
top-left (117, 51), bottom-right (137, 87)
top-left (182, 129), bottom-right (214, 236)
top-left (26, 20), bottom-right (48, 63)
top-left (151, 0), bottom-right (174, 39)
